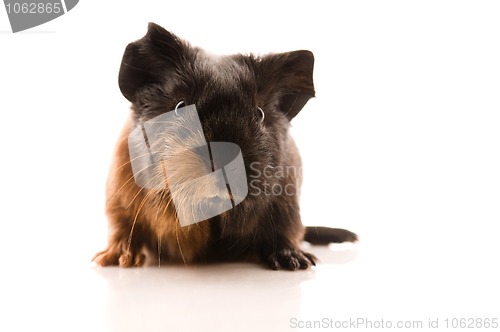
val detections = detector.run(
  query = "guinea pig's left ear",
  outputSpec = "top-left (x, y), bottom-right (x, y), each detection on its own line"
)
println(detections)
top-left (256, 50), bottom-right (315, 120)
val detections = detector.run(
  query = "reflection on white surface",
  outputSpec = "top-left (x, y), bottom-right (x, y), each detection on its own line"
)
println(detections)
top-left (99, 264), bottom-right (310, 332)
top-left (93, 244), bottom-right (359, 332)
top-left (2, 235), bottom-right (499, 332)
top-left (2, 239), bottom-right (498, 332)
top-left (0, 244), bottom-right (360, 332)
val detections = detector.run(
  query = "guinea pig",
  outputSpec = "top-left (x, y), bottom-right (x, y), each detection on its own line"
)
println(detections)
top-left (93, 23), bottom-right (357, 270)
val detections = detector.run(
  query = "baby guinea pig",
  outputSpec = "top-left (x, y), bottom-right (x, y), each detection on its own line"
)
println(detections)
top-left (93, 23), bottom-right (357, 270)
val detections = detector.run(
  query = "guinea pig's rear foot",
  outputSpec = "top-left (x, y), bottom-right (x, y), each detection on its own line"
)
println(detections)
top-left (93, 243), bottom-right (146, 267)
top-left (264, 248), bottom-right (317, 271)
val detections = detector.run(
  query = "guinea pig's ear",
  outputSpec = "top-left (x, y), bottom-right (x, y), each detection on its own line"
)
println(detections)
top-left (118, 23), bottom-right (187, 102)
top-left (256, 50), bottom-right (315, 120)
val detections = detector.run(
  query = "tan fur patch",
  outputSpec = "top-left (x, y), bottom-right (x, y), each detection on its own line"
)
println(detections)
top-left (102, 115), bottom-right (211, 264)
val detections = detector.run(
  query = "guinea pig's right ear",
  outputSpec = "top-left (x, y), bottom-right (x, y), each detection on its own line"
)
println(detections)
top-left (118, 23), bottom-right (187, 102)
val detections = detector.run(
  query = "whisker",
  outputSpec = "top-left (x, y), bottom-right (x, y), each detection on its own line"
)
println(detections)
top-left (113, 151), bottom-right (157, 173)
top-left (106, 174), bottom-right (136, 207)
top-left (107, 162), bottom-right (157, 208)
top-left (125, 169), bottom-right (163, 209)
top-left (126, 190), bottom-right (154, 258)
top-left (155, 203), bottom-right (162, 267)
top-left (175, 222), bottom-right (187, 266)
top-left (126, 187), bottom-right (146, 210)
top-left (194, 218), bottom-right (209, 236)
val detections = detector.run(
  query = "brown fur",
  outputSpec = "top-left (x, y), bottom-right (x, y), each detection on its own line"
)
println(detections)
top-left (94, 117), bottom-right (211, 266)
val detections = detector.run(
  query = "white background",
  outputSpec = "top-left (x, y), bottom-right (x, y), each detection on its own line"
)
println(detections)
top-left (1, 1), bottom-right (499, 331)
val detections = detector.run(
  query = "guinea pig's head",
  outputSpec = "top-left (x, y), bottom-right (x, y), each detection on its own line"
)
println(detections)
top-left (119, 23), bottom-right (315, 225)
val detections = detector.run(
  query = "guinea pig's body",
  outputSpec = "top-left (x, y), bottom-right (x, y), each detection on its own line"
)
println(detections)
top-left (94, 23), bottom-right (357, 270)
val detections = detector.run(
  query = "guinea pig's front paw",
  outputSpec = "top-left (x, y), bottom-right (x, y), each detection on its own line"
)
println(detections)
top-left (264, 248), bottom-right (317, 271)
top-left (93, 243), bottom-right (146, 268)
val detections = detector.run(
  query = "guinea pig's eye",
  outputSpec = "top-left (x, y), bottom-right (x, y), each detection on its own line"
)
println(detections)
top-left (257, 107), bottom-right (265, 124)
